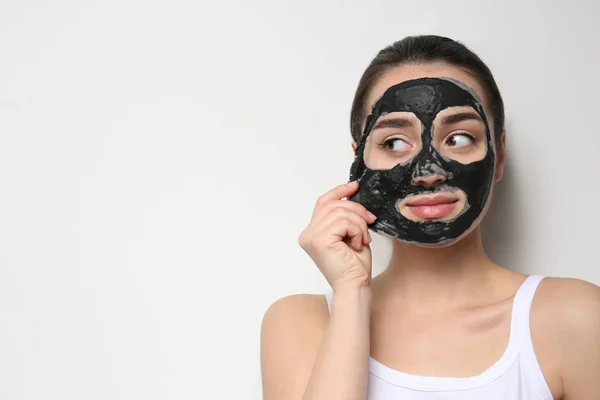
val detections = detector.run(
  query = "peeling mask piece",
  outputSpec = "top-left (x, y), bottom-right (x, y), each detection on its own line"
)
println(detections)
top-left (349, 77), bottom-right (495, 246)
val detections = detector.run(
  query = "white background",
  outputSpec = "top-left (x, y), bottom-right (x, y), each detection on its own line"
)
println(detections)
top-left (1, 0), bottom-right (599, 399)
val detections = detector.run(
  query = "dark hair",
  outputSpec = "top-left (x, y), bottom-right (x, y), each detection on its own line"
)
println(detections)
top-left (350, 35), bottom-right (505, 148)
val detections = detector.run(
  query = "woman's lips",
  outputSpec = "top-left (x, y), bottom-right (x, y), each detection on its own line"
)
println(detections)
top-left (406, 194), bottom-right (459, 219)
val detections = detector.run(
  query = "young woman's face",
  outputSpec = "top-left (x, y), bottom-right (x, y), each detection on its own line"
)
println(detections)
top-left (350, 63), bottom-right (505, 246)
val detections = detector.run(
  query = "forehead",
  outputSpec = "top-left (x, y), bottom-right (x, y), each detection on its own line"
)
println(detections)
top-left (366, 63), bottom-right (492, 121)
top-left (371, 78), bottom-right (483, 120)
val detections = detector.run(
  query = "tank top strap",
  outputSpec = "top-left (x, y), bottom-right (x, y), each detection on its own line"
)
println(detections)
top-left (511, 274), bottom-right (546, 349)
top-left (510, 274), bottom-right (554, 397)
top-left (324, 290), bottom-right (333, 313)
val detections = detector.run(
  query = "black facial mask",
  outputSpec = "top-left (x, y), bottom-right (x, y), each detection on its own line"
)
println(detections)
top-left (349, 77), bottom-right (496, 245)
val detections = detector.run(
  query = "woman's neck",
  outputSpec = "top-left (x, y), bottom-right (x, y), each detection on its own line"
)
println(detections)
top-left (372, 227), bottom-right (506, 314)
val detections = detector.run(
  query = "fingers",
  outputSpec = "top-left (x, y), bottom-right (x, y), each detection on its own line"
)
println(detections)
top-left (316, 208), bottom-right (372, 251)
top-left (334, 219), bottom-right (365, 252)
top-left (312, 198), bottom-right (376, 224)
top-left (301, 181), bottom-right (377, 253)
top-left (315, 181), bottom-right (359, 207)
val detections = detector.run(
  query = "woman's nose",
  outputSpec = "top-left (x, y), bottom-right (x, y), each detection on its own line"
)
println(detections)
top-left (412, 173), bottom-right (447, 187)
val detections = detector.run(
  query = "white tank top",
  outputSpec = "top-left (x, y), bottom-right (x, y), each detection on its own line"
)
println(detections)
top-left (324, 275), bottom-right (554, 399)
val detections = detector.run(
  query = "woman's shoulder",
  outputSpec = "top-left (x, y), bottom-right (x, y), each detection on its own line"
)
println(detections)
top-left (532, 276), bottom-right (600, 340)
top-left (262, 293), bottom-right (330, 329)
top-left (260, 294), bottom-right (330, 392)
top-left (531, 276), bottom-right (600, 396)
top-left (533, 276), bottom-right (600, 320)
top-left (261, 293), bottom-right (330, 350)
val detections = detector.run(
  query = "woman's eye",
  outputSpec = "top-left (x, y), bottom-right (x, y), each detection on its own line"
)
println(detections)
top-left (446, 133), bottom-right (474, 148)
top-left (383, 138), bottom-right (410, 152)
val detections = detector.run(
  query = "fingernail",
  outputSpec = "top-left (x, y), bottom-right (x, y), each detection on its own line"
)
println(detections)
top-left (367, 211), bottom-right (376, 220)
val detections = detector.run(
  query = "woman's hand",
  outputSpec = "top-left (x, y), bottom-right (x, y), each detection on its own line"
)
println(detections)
top-left (298, 181), bottom-right (377, 292)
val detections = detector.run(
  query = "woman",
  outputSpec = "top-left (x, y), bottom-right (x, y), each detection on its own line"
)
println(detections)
top-left (260, 35), bottom-right (600, 399)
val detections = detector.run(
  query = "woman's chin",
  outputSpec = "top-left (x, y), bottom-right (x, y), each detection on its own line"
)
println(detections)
top-left (391, 223), bottom-right (480, 249)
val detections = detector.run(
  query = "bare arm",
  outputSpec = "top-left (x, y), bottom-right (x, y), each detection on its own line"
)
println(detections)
top-left (557, 279), bottom-right (600, 399)
top-left (303, 286), bottom-right (371, 400)
top-left (261, 287), bottom-right (371, 400)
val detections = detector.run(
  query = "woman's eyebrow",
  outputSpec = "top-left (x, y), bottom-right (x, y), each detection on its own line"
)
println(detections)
top-left (440, 111), bottom-right (483, 125)
top-left (372, 117), bottom-right (415, 130)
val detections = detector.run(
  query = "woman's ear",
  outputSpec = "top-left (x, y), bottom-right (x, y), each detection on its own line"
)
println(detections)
top-left (352, 141), bottom-right (358, 157)
top-left (494, 129), bottom-right (506, 182)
